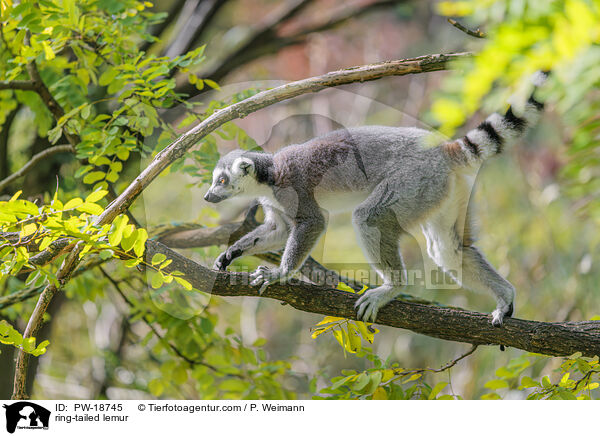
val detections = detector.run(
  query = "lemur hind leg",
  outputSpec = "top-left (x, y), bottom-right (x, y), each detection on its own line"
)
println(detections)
top-left (353, 183), bottom-right (407, 322)
top-left (422, 214), bottom-right (515, 327)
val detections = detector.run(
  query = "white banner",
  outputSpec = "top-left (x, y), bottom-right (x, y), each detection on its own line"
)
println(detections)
top-left (0, 400), bottom-right (594, 435)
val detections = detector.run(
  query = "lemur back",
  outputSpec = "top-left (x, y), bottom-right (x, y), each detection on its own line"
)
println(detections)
top-left (205, 72), bottom-right (547, 327)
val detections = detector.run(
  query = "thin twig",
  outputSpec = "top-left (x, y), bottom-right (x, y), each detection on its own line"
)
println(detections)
top-left (447, 18), bottom-right (486, 39)
top-left (0, 144), bottom-right (73, 191)
top-left (383, 344), bottom-right (478, 387)
top-left (98, 266), bottom-right (239, 377)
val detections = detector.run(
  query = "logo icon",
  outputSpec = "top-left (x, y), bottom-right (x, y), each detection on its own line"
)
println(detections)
top-left (3, 402), bottom-right (50, 433)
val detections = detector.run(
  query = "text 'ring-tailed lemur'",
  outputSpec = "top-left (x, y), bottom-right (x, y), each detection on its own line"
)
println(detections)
top-left (205, 72), bottom-right (548, 327)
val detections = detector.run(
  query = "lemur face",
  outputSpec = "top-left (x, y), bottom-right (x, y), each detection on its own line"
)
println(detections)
top-left (204, 155), bottom-right (255, 203)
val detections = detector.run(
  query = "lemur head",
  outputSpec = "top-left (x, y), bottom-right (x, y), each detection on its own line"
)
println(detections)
top-left (204, 150), bottom-right (263, 203)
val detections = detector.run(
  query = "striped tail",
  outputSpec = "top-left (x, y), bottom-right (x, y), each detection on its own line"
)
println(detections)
top-left (443, 71), bottom-right (548, 166)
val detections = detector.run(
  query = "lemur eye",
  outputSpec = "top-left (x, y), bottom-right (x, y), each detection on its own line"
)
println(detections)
top-left (218, 177), bottom-right (226, 185)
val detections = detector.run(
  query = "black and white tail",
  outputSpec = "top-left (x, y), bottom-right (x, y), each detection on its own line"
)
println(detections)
top-left (443, 71), bottom-right (548, 166)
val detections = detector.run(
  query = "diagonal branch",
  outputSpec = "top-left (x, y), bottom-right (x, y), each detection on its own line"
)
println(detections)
top-left (146, 239), bottom-right (600, 358)
top-left (175, 0), bottom-right (403, 96)
top-left (447, 18), bottom-right (486, 39)
top-left (163, 0), bottom-right (231, 58)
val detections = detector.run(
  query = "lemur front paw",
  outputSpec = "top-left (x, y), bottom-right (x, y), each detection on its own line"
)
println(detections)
top-left (491, 302), bottom-right (514, 327)
top-left (213, 248), bottom-right (241, 271)
top-left (249, 265), bottom-right (282, 294)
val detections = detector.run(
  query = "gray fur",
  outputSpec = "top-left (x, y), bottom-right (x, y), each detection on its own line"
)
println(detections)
top-left (205, 73), bottom-right (547, 325)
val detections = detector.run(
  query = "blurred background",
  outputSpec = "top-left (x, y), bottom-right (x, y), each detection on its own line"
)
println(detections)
top-left (1, 0), bottom-right (598, 400)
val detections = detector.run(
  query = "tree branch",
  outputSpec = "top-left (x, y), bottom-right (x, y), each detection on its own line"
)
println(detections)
top-left (0, 144), bottom-right (73, 192)
top-left (175, 0), bottom-right (403, 96)
top-left (447, 18), bottom-right (486, 39)
top-left (163, 0), bottom-right (231, 58)
top-left (11, 53), bottom-right (468, 399)
top-left (0, 80), bottom-right (37, 91)
top-left (146, 239), bottom-right (600, 358)
top-left (139, 0), bottom-right (189, 53)
top-left (24, 32), bottom-right (79, 147)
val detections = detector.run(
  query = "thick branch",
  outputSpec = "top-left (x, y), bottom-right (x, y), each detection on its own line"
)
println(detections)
top-left (0, 144), bottom-right (73, 192)
top-left (146, 240), bottom-right (600, 358)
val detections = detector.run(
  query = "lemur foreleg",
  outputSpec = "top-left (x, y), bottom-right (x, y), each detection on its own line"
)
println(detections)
top-left (250, 214), bottom-right (326, 294)
top-left (213, 210), bottom-right (289, 271)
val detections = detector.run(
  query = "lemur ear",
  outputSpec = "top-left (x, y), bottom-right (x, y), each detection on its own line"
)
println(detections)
top-left (232, 157), bottom-right (254, 176)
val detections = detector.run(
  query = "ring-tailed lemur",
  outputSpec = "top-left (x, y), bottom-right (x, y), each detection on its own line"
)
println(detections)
top-left (205, 72), bottom-right (547, 326)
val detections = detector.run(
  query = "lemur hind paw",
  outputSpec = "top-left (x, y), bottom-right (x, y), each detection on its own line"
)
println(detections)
top-left (249, 265), bottom-right (281, 294)
top-left (491, 302), bottom-right (514, 327)
top-left (354, 286), bottom-right (398, 323)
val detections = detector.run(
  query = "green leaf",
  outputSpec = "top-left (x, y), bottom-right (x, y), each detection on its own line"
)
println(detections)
top-left (85, 189), bottom-right (108, 203)
top-left (173, 365), bottom-right (188, 385)
top-left (133, 228), bottom-right (148, 257)
top-left (99, 249), bottom-right (114, 260)
top-left (541, 376), bottom-right (552, 388)
top-left (63, 197), bottom-right (83, 210)
top-left (76, 202), bottom-right (104, 215)
top-left (519, 376), bottom-right (540, 389)
top-left (219, 379), bottom-right (247, 392)
top-left (481, 393), bottom-right (502, 400)
top-left (108, 215), bottom-right (129, 247)
top-left (174, 276), bottom-right (192, 291)
top-left (150, 271), bottom-right (164, 289)
top-left (99, 67), bottom-right (119, 86)
top-left (428, 382), bottom-right (448, 400)
top-left (353, 373), bottom-right (370, 391)
top-left (151, 253), bottom-right (166, 265)
top-left (22, 337), bottom-right (36, 353)
top-left (558, 390), bottom-right (577, 400)
top-left (148, 379), bottom-right (164, 397)
top-left (484, 379), bottom-right (509, 390)
top-left (203, 79), bottom-right (220, 90)
top-left (83, 171), bottom-right (105, 184)
top-left (121, 230), bottom-right (137, 252)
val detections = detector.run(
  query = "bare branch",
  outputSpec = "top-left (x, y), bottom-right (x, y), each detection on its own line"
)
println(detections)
top-left (0, 255), bottom-right (110, 311)
top-left (163, 0), bottom-right (231, 58)
top-left (447, 18), bottom-right (486, 39)
top-left (176, 0), bottom-right (403, 96)
top-left (98, 266), bottom-right (225, 374)
top-left (12, 240), bottom-right (83, 399)
top-left (0, 80), bottom-right (37, 91)
top-left (0, 144), bottom-right (73, 192)
top-left (0, 106), bottom-right (20, 184)
top-left (139, 0), bottom-right (189, 53)
top-left (24, 32), bottom-right (79, 147)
